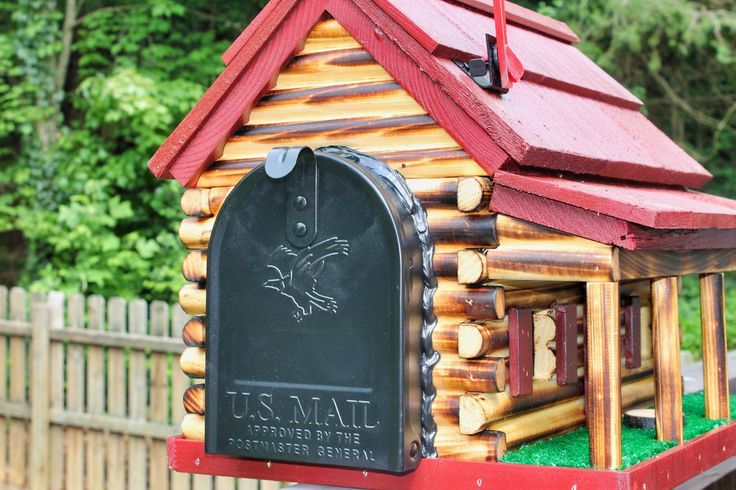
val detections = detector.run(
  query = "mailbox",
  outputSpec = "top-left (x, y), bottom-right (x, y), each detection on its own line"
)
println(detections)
top-left (205, 147), bottom-right (436, 473)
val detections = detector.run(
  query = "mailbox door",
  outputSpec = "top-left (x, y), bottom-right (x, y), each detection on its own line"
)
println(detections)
top-left (206, 147), bottom-right (431, 473)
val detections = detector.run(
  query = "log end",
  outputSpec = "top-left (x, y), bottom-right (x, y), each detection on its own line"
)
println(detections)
top-left (184, 384), bottom-right (206, 415)
top-left (179, 217), bottom-right (213, 250)
top-left (494, 288), bottom-right (506, 320)
top-left (458, 250), bottom-right (487, 285)
top-left (180, 347), bottom-right (206, 378)
top-left (181, 413), bottom-right (205, 441)
top-left (182, 316), bottom-right (206, 347)
top-left (457, 177), bottom-right (491, 212)
top-left (181, 188), bottom-right (211, 217)
top-left (458, 322), bottom-right (488, 359)
top-left (179, 283), bottom-right (206, 315)
top-left (493, 357), bottom-right (507, 392)
top-left (182, 251), bottom-right (207, 283)
top-left (493, 431), bottom-right (508, 459)
top-left (459, 394), bottom-right (490, 435)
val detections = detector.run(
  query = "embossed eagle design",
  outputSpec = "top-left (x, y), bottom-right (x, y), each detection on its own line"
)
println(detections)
top-left (263, 237), bottom-right (350, 322)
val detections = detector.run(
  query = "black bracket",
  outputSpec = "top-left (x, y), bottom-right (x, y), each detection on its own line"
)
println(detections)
top-left (453, 34), bottom-right (508, 94)
top-left (264, 147), bottom-right (319, 248)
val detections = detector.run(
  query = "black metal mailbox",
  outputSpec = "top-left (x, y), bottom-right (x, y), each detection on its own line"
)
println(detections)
top-left (205, 147), bottom-right (435, 473)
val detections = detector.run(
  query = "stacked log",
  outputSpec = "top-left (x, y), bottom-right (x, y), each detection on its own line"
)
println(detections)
top-left (479, 376), bottom-right (655, 448)
top-left (423, 218), bottom-right (653, 461)
top-left (459, 365), bottom-right (654, 438)
top-left (181, 177), bottom-right (493, 217)
top-left (182, 317), bottom-right (206, 347)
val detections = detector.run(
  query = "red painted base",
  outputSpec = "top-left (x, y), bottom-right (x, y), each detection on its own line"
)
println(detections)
top-left (169, 421), bottom-right (736, 489)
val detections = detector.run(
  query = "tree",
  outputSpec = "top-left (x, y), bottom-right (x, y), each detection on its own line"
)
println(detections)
top-left (0, 0), bottom-right (265, 300)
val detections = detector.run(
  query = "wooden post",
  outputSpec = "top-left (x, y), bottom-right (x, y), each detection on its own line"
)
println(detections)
top-left (700, 272), bottom-right (730, 420)
top-left (585, 282), bottom-right (622, 470)
top-left (651, 277), bottom-right (684, 444)
top-left (29, 303), bottom-right (50, 490)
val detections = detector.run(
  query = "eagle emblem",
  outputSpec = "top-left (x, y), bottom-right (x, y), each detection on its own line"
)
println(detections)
top-left (263, 237), bottom-right (350, 322)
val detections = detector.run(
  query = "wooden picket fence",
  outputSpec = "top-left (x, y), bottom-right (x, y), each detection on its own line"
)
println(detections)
top-left (0, 286), bottom-right (287, 490)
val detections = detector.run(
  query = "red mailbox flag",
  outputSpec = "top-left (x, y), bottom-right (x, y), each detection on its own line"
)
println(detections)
top-left (493, 0), bottom-right (524, 89)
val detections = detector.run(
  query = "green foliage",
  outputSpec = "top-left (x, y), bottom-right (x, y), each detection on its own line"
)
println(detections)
top-left (0, 0), bottom-right (264, 301)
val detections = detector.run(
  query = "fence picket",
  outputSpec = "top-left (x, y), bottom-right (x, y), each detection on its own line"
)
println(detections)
top-left (107, 297), bottom-right (127, 490)
top-left (171, 303), bottom-right (193, 490)
top-left (29, 304), bottom-right (50, 490)
top-left (215, 476), bottom-right (236, 490)
top-left (66, 293), bottom-right (85, 490)
top-left (86, 295), bottom-right (106, 489)
top-left (151, 300), bottom-right (171, 490)
top-left (129, 299), bottom-right (149, 489)
top-left (193, 474), bottom-right (215, 490)
top-left (47, 291), bottom-right (66, 490)
top-left (8, 287), bottom-right (27, 487)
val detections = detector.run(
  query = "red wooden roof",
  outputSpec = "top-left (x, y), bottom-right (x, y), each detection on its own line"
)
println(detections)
top-left (148, 0), bottom-right (735, 249)
top-left (494, 172), bottom-right (736, 230)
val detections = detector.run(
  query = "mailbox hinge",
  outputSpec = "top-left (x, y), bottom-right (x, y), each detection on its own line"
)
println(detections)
top-left (265, 147), bottom-right (319, 248)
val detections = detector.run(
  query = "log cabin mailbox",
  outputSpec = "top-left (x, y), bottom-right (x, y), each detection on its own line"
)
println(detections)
top-left (205, 146), bottom-right (434, 472)
top-left (155, 0), bottom-right (736, 487)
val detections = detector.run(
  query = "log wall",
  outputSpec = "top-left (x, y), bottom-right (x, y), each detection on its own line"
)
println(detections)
top-left (175, 17), bottom-right (661, 465)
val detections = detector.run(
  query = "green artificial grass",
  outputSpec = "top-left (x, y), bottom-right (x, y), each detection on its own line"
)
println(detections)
top-left (501, 392), bottom-right (736, 469)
